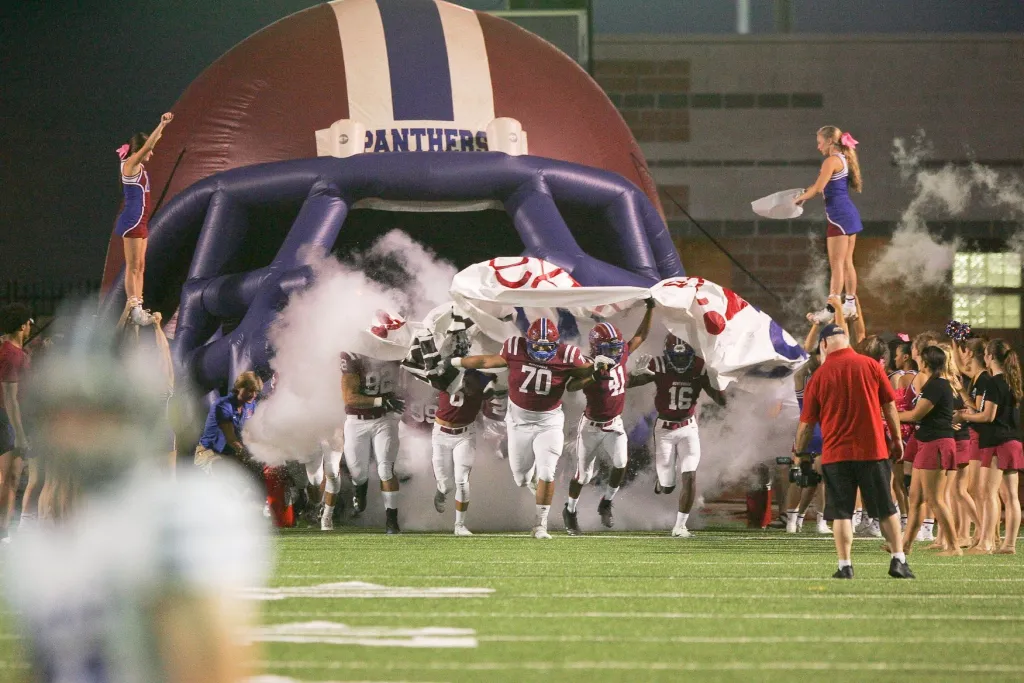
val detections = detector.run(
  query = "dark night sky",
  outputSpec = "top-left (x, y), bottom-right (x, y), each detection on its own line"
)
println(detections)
top-left (2, 0), bottom-right (1022, 283)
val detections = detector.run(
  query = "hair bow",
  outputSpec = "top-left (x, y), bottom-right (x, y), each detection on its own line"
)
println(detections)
top-left (116, 143), bottom-right (130, 160)
top-left (839, 132), bottom-right (858, 149)
top-left (896, 333), bottom-right (910, 342)
top-left (945, 320), bottom-right (971, 343)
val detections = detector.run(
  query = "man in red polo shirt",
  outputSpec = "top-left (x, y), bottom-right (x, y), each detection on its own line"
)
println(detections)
top-left (796, 323), bottom-right (914, 579)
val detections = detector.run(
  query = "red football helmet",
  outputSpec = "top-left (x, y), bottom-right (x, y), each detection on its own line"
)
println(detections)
top-left (370, 310), bottom-right (406, 339)
top-left (526, 318), bottom-right (560, 362)
top-left (589, 322), bottom-right (624, 361)
top-left (665, 333), bottom-right (695, 371)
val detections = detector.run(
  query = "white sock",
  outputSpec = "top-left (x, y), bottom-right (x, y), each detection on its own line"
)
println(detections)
top-left (853, 508), bottom-right (863, 524)
top-left (797, 513), bottom-right (806, 524)
top-left (892, 552), bottom-right (906, 563)
top-left (675, 512), bottom-right (689, 528)
top-left (787, 509), bottom-right (798, 523)
top-left (322, 504), bottom-right (334, 519)
top-left (844, 294), bottom-right (855, 302)
top-left (923, 519), bottom-right (934, 533)
top-left (382, 491), bottom-right (398, 510)
top-left (604, 485), bottom-right (619, 501)
top-left (455, 509), bottom-right (466, 526)
top-left (838, 559), bottom-right (852, 569)
top-left (536, 504), bottom-right (550, 529)
top-left (893, 503), bottom-right (901, 516)
top-left (566, 496), bottom-right (579, 513)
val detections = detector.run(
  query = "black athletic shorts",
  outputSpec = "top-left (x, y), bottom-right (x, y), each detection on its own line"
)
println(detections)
top-left (822, 459), bottom-right (897, 521)
top-left (0, 408), bottom-right (14, 454)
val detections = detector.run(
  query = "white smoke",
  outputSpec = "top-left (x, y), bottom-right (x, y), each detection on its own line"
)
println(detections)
top-left (867, 133), bottom-right (1024, 294)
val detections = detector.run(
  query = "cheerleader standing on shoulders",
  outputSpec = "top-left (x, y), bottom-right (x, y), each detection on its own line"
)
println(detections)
top-left (956, 339), bottom-right (1023, 554)
top-left (795, 126), bottom-right (863, 324)
top-left (115, 112), bottom-right (173, 326)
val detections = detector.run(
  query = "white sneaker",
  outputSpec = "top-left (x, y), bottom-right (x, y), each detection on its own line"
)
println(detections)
top-left (532, 525), bottom-right (551, 539)
top-left (786, 515), bottom-right (798, 534)
top-left (867, 519), bottom-right (882, 538)
top-left (816, 518), bottom-right (832, 534)
top-left (855, 515), bottom-right (873, 535)
top-left (453, 524), bottom-right (473, 537)
top-left (130, 305), bottom-right (155, 326)
top-left (321, 511), bottom-right (334, 531)
top-left (671, 525), bottom-right (692, 538)
top-left (841, 298), bottom-right (857, 320)
top-left (916, 525), bottom-right (934, 542)
top-left (809, 305), bottom-right (834, 325)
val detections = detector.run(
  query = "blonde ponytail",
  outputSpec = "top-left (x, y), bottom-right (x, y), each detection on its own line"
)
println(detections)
top-left (817, 125), bottom-right (862, 193)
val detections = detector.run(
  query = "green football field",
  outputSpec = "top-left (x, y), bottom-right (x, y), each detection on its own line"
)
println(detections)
top-left (3, 527), bottom-right (1023, 682)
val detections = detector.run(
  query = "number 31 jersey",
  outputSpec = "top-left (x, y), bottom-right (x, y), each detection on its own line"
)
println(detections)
top-left (500, 336), bottom-right (588, 412)
top-left (583, 347), bottom-right (630, 421)
top-left (648, 355), bottom-right (711, 421)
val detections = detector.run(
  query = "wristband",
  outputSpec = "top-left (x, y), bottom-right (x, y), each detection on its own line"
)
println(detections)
top-left (451, 357), bottom-right (463, 368)
top-left (373, 397), bottom-right (383, 408)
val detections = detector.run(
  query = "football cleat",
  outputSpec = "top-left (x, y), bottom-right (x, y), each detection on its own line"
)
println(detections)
top-left (385, 508), bottom-right (401, 535)
top-left (832, 566), bottom-right (854, 579)
top-left (664, 334), bottom-right (695, 372)
top-left (589, 322), bottom-right (625, 363)
top-left (434, 489), bottom-right (447, 514)
top-left (453, 524), bottom-right (473, 537)
top-left (597, 499), bottom-right (614, 528)
top-left (532, 526), bottom-right (552, 540)
top-left (525, 318), bottom-right (560, 362)
top-left (671, 525), bottom-right (692, 538)
top-left (320, 509), bottom-right (334, 531)
top-left (352, 482), bottom-right (368, 515)
top-left (888, 558), bottom-right (915, 579)
top-left (562, 504), bottom-right (582, 536)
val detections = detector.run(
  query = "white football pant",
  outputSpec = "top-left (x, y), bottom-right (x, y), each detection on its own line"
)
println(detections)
top-left (506, 402), bottom-right (564, 485)
top-left (654, 419), bottom-right (701, 487)
top-left (431, 424), bottom-right (476, 500)
top-left (574, 415), bottom-right (628, 485)
top-left (343, 414), bottom-right (400, 485)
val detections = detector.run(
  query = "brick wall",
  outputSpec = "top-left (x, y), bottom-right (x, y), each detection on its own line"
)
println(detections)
top-left (593, 59), bottom-right (691, 142)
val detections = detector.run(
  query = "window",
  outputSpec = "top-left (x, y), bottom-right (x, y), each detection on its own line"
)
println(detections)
top-left (952, 252), bottom-right (1022, 329)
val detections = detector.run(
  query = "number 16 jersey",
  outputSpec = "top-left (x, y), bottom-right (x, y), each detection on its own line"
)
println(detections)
top-left (500, 336), bottom-right (588, 412)
top-left (648, 355), bottom-right (711, 421)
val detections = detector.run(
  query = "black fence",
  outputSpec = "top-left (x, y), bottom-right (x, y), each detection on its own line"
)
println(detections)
top-left (2, 280), bottom-right (101, 318)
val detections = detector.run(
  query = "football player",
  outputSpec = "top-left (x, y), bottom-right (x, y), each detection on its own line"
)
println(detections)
top-left (630, 334), bottom-right (725, 537)
top-left (427, 320), bottom-right (498, 536)
top-left (435, 318), bottom-right (593, 538)
top-left (563, 299), bottom-right (656, 534)
top-left (337, 349), bottom-right (405, 534)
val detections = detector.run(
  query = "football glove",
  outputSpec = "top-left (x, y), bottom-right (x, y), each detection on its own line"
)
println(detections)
top-left (631, 354), bottom-right (656, 377)
top-left (382, 395), bottom-right (406, 415)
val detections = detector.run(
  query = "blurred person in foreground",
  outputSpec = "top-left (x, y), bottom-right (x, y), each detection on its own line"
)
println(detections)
top-left (3, 313), bottom-right (270, 683)
top-left (0, 303), bottom-right (34, 542)
top-left (795, 323), bottom-right (914, 579)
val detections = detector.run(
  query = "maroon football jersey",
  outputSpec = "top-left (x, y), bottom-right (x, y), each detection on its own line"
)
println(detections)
top-left (339, 352), bottom-right (400, 417)
top-left (436, 370), bottom-right (494, 426)
top-left (500, 336), bottom-right (589, 412)
top-left (648, 354), bottom-right (709, 421)
top-left (582, 347), bottom-right (629, 421)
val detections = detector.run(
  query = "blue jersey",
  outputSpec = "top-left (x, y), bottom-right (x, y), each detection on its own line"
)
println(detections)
top-left (822, 153), bottom-right (863, 236)
top-left (199, 394), bottom-right (257, 454)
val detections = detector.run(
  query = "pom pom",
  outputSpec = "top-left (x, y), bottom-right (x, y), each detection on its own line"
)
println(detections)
top-left (945, 320), bottom-right (972, 343)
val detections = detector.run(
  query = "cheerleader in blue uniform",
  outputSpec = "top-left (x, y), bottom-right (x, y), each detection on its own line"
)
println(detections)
top-left (115, 112), bottom-right (173, 326)
top-left (796, 126), bottom-right (863, 324)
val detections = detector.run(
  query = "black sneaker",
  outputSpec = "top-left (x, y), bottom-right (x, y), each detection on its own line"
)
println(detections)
top-left (597, 498), bottom-right (614, 528)
top-left (654, 480), bottom-right (663, 495)
top-left (433, 489), bottom-right (446, 513)
top-left (562, 504), bottom-right (582, 536)
top-left (385, 508), bottom-right (401, 535)
top-left (352, 482), bottom-right (368, 515)
top-left (832, 565), bottom-right (854, 579)
top-left (888, 558), bottom-right (915, 579)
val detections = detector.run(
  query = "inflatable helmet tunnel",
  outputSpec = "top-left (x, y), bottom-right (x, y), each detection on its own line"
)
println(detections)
top-left (99, 0), bottom-right (684, 393)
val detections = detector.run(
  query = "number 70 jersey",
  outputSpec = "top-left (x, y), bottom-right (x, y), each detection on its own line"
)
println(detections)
top-left (649, 355), bottom-right (711, 421)
top-left (500, 336), bottom-right (589, 412)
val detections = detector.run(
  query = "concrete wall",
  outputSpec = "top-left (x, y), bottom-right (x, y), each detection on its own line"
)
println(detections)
top-left (593, 34), bottom-right (1024, 338)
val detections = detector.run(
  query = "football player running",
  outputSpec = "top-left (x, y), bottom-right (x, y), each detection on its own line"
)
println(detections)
top-left (426, 319), bottom-right (499, 536)
top-left (562, 299), bottom-right (656, 534)
top-left (337, 349), bottom-right (405, 534)
top-left (434, 318), bottom-right (593, 538)
top-left (630, 335), bottom-right (725, 537)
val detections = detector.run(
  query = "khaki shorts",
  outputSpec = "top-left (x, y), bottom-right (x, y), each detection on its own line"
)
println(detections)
top-left (194, 445), bottom-right (223, 473)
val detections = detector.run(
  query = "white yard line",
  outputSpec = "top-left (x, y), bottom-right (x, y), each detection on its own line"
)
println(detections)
top-left (500, 592), bottom-right (1009, 600)
top-left (277, 573), bottom-right (1024, 582)
top-left (266, 610), bottom-right (1024, 622)
top-left (260, 660), bottom-right (1024, 674)
top-left (476, 634), bottom-right (1024, 645)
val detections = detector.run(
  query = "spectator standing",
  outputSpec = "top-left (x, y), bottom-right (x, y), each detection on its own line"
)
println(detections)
top-left (795, 323), bottom-right (914, 579)
top-left (0, 304), bottom-right (33, 542)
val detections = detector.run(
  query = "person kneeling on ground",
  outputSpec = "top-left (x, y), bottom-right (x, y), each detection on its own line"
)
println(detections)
top-left (194, 371), bottom-right (263, 480)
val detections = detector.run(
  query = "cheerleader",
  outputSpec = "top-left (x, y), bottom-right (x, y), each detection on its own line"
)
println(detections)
top-left (937, 342), bottom-right (981, 548)
top-left (115, 112), bottom-right (173, 326)
top-left (953, 337), bottom-right (989, 543)
top-left (795, 127), bottom-right (863, 324)
top-left (956, 339), bottom-right (1023, 554)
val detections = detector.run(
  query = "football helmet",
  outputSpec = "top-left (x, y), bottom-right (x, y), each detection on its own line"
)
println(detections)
top-left (665, 334), bottom-right (696, 372)
top-left (526, 318), bottom-right (560, 362)
top-left (589, 322), bottom-right (625, 362)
